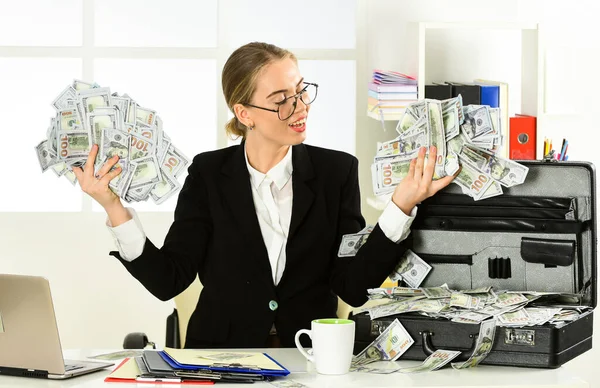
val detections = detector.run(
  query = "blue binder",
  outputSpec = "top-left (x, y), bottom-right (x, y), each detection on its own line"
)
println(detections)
top-left (158, 350), bottom-right (290, 377)
top-left (479, 84), bottom-right (500, 108)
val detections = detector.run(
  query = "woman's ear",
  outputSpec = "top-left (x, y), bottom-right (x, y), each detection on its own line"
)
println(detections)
top-left (233, 103), bottom-right (252, 128)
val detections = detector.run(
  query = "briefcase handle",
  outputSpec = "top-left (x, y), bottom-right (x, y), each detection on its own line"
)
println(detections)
top-left (420, 331), bottom-right (478, 362)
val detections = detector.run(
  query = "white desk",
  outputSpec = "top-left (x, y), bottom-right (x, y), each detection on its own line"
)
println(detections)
top-left (0, 348), bottom-right (591, 388)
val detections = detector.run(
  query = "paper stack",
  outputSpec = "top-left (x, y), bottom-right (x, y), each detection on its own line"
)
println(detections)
top-left (368, 70), bottom-right (418, 122)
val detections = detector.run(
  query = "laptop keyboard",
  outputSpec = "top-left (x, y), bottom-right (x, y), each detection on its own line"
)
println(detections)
top-left (64, 364), bottom-right (84, 372)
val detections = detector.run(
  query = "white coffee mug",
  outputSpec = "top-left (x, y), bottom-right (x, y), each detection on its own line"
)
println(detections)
top-left (294, 318), bottom-right (355, 375)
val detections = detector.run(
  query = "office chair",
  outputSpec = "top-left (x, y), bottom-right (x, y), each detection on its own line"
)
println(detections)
top-left (122, 276), bottom-right (203, 349)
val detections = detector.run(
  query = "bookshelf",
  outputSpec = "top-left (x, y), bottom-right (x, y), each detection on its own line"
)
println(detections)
top-left (365, 21), bottom-right (545, 210)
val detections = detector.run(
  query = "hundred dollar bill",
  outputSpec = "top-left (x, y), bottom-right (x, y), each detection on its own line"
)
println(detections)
top-left (450, 292), bottom-right (485, 310)
top-left (77, 87), bottom-right (112, 128)
top-left (371, 157), bottom-right (411, 196)
top-left (446, 128), bottom-right (469, 155)
top-left (498, 309), bottom-right (531, 326)
top-left (130, 132), bottom-right (155, 161)
top-left (35, 140), bottom-right (57, 173)
top-left (389, 250), bottom-right (432, 288)
top-left (162, 144), bottom-right (191, 177)
top-left (421, 284), bottom-right (452, 299)
top-left (493, 292), bottom-right (529, 308)
top-left (111, 164), bottom-right (134, 199)
top-left (151, 169), bottom-right (182, 205)
top-left (354, 318), bottom-right (414, 362)
top-left (442, 104), bottom-right (459, 141)
top-left (368, 296), bottom-right (425, 319)
top-left (398, 349), bottom-right (461, 373)
top-left (57, 108), bottom-right (82, 132)
top-left (72, 79), bottom-right (97, 91)
top-left (350, 360), bottom-right (402, 374)
top-left (269, 379), bottom-right (309, 388)
top-left (128, 155), bottom-right (161, 190)
top-left (375, 128), bottom-right (427, 161)
top-left (460, 144), bottom-right (529, 187)
top-left (52, 85), bottom-right (77, 110)
top-left (99, 128), bottom-right (130, 173)
top-left (425, 100), bottom-right (446, 179)
top-left (453, 155), bottom-right (494, 201)
top-left (338, 233), bottom-right (369, 257)
top-left (442, 95), bottom-right (464, 124)
top-left (451, 311), bottom-right (491, 323)
top-left (126, 184), bottom-right (153, 202)
top-left (57, 130), bottom-right (91, 162)
top-left (408, 298), bottom-right (445, 314)
top-left (460, 286), bottom-right (492, 294)
top-left (396, 108), bottom-right (419, 135)
top-left (461, 105), bottom-right (493, 140)
top-left (452, 318), bottom-right (497, 369)
top-left (136, 106), bottom-right (157, 127)
top-left (368, 287), bottom-right (423, 299)
top-left (479, 179), bottom-right (503, 200)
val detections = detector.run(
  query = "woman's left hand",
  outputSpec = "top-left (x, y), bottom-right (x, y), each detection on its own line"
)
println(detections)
top-left (391, 146), bottom-right (459, 215)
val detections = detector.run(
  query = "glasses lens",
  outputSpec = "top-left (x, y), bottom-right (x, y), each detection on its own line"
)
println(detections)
top-left (300, 84), bottom-right (317, 106)
top-left (278, 99), bottom-right (296, 121)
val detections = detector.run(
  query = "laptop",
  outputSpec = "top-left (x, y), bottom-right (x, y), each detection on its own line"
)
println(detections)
top-left (0, 274), bottom-right (113, 379)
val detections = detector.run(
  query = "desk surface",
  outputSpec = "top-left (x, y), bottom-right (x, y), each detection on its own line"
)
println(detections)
top-left (0, 348), bottom-right (592, 388)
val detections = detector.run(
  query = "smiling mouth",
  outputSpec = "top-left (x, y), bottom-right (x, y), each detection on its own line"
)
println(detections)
top-left (289, 118), bottom-right (306, 128)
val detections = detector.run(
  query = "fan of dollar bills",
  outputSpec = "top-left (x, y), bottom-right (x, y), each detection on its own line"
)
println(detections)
top-left (35, 79), bottom-right (190, 204)
top-left (371, 96), bottom-right (530, 201)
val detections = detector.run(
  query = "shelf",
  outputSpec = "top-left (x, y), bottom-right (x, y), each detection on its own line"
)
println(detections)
top-left (415, 21), bottom-right (544, 159)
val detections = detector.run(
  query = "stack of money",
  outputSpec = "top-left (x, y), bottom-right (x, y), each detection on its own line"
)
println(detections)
top-left (371, 96), bottom-right (530, 201)
top-left (359, 284), bottom-right (589, 329)
top-left (35, 79), bottom-right (190, 204)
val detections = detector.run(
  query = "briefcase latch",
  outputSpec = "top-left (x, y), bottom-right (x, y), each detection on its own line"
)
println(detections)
top-left (504, 328), bottom-right (535, 346)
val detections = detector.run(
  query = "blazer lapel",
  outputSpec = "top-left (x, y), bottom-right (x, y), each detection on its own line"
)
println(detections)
top-left (288, 144), bottom-right (316, 241)
top-left (220, 142), bottom-right (273, 287)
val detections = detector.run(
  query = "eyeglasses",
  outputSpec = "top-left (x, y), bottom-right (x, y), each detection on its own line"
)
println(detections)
top-left (244, 82), bottom-right (318, 121)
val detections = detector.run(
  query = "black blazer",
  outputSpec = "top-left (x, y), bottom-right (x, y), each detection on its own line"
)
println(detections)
top-left (110, 142), bottom-right (410, 348)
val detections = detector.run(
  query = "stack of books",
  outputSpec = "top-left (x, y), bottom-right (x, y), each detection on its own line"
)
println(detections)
top-left (367, 70), bottom-right (418, 121)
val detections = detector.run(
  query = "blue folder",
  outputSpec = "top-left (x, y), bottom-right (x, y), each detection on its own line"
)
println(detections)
top-left (479, 84), bottom-right (500, 108)
top-left (158, 350), bottom-right (290, 377)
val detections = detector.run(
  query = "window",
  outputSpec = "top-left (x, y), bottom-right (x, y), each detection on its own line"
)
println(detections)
top-left (0, 0), bottom-right (358, 212)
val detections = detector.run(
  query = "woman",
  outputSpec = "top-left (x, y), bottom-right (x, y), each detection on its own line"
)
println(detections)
top-left (73, 42), bottom-right (456, 349)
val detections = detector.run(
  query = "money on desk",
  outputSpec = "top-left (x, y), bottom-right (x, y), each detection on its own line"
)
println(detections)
top-left (35, 79), bottom-right (190, 204)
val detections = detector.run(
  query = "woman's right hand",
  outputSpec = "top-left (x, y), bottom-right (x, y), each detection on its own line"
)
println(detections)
top-left (72, 143), bottom-right (123, 211)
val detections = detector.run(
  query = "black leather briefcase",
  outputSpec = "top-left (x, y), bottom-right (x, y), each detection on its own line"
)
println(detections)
top-left (351, 160), bottom-right (596, 368)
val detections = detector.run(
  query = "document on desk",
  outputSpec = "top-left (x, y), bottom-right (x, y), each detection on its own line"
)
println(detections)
top-left (104, 357), bottom-right (213, 385)
top-left (163, 347), bottom-right (286, 372)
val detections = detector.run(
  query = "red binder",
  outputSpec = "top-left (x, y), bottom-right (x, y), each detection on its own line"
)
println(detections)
top-left (509, 114), bottom-right (537, 160)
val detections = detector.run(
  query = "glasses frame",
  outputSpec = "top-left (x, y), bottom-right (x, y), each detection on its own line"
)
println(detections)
top-left (243, 82), bottom-right (318, 121)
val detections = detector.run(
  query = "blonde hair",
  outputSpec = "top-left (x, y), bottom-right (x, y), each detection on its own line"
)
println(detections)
top-left (222, 42), bottom-right (297, 140)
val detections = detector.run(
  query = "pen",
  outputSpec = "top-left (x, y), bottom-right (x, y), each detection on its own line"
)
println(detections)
top-left (560, 140), bottom-right (568, 161)
top-left (562, 143), bottom-right (569, 161)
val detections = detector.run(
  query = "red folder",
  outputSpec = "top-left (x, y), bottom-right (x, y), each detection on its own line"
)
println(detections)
top-left (509, 114), bottom-right (537, 160)
top-left (104, 358), bottom-right (213, 385)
